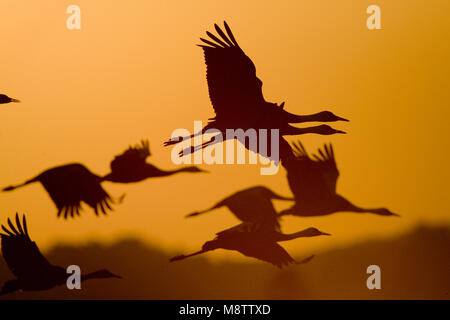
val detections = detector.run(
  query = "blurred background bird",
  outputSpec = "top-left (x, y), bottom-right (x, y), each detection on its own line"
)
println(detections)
top-left (170, 221), bottom-right (329, 268)
top-left (0, 214), bottom-right (121, 296)
top-left (278, 139), bottom-right (399, 218)
top-left (2, 163), bottom-right (115, 219)
top-left (186, 185), bottom-right (293, 231)
top-left (102, 140), bottom-right (206, 183)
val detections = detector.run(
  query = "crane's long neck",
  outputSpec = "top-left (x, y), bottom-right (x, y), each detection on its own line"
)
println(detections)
top-left (81, 271), bottom-right (102, 282)
top-left (282, 111), bottom-right (325, 124)
top-left (281, 124), bottom-right (325, 136)
top-left (337, 196), bottom-right (388, 216)
top-left (169, 250), bottom-right (207, 262)
top-left (156, 166), bottom-right (198, 177)
top-left (185, 202), bottom-right (222, 218)
top-left (277, 229), bottom-right (317, 241)
top-left (2, 177), bottom-right (38, 192)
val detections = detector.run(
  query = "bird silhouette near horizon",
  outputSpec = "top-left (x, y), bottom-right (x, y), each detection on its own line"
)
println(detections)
top-left (170, 221), bottom-right (329, 268)
top-left (0, 94), bottom-right (20, 104)
top-left (102, 140), bottom-right (207, 183)
top-left (164, 21), bottom-right (348, 158)
top-left (278, 139), bottom-right (399, 218)
top-left (0, 214), bottom-right (121, 296)
top-left (186, 185), bottom-right (293, 231)
top-left (2, 163), bottom-right (116, 219)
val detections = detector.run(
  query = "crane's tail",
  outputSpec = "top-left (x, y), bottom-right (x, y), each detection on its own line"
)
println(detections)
top-left (169, 250), bottom-right (207, 262)
top-left (2, 178), bottom-right (37, 192)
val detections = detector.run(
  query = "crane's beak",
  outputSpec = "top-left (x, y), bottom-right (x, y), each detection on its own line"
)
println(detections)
top-left (10, 98), bottom-right (20, 103)
top-left (320, 231), bottom-right (332, 236)
top-left (336, 116), bottom-right (349, 122)
top-left (335, 129), bottom-right (346, 134)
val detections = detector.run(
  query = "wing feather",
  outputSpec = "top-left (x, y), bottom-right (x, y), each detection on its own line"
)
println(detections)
top-left (285, 141), bottom-right (340, 204)
top-left (0, 214), bottom-right (53, 279)
top-left (38, 163), bottom-right (113, 219)
top-left (200, 22), bottom-right (265, 119)
top-left (110, 140), bottom-right (150, 172)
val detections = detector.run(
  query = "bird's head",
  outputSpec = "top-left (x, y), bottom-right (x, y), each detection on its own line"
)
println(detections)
top-left (0, 94), bottom-right (20, 104)
top-left (301, 227), bottom-right (332, 237)
top-left (316, 111), bottom-right (348, 122)
top-left (88, 269), bottom-right (122, 280)
top-left (373, 208), bottom-right (400, 217)
top-left (315, 125), bottom-right (346, 135)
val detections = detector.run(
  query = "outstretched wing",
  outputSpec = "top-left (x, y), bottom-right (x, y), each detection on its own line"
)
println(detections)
top-left (244, 242), bottom-right (296, 268)
top-left (110, 140), bottom-right (151, 172)
top-left (0, 214), bottom-right (53, 279)
top-left (199, 21), bottom-right (265, 119)
top-left (38, 163), bottom-right (114, 219)
top-left (215, 222), bottom-right (255, 237)
top-left (214, 223), bottom-right (296, 268)
top-left (285, 141), bottom-right (340, 203)
top-left (311, 143), bottom-right (339, 194)
top-left (218, 186), bottom-right (281, 232)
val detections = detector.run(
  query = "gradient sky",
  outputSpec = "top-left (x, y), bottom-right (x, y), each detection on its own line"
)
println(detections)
top-left (1, 0), bottom-right (449, 260)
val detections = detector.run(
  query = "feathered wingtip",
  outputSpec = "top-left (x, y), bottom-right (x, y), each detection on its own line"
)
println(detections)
top-left (198, 21), bottom-right (240, 49)
top-left (57, 204), bottom-right (83, 219)
top-left (291, 140), bottom-right (309, 159)
top-left (138, 139), bottom-right (151, 157)
top-left (129, 139), bottom-right (151, 158)
top-left (312, 143), bottom-right (335, 163)
top-left (0, 213), bottom-right (29, 239)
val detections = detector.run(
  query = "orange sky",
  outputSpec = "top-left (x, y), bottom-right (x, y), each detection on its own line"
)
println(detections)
top-left (1, 0), bottom-right (449, 260)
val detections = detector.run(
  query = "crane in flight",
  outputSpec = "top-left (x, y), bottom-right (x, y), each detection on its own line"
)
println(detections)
top-left (278, 139), bottom-right (399, 218)
top-left (170, 221), bottom-right (329, 268)
top-left (102, 140), bottom-right (206, 183)
top-left (165, 21), bottom-right (348, 158)
top-left (186, 185), bottom-right (293, 231)
top-left (0, 214), bottom-right (121, 296)
top-left (2, 163), bottom-right (116, 219)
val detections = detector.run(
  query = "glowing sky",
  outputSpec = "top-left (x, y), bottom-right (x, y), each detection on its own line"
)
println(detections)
top-left (1, 0), bottom-right (449, 260)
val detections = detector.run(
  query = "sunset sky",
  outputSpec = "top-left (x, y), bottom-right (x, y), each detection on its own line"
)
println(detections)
top-left (1, 0), bottom-right (449, 261)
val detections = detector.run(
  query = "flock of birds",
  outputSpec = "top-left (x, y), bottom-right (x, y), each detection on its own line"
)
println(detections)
top-left (0, 21), bottom-right (397, 296)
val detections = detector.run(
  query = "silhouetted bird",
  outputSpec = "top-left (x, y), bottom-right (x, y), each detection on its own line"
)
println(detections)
top-left (278, 139), bottom-right (399, 217)
top-left (186, 185), bottom-right (293, 231)
top-left (0, 214), bottom-right (121, 296)
top-left (164, 21), bottom-right (347, 156)
top-left (0, 94), bottom-right (20, 104)
top-left (170, 222), bottom-right (329, 268)
top-left (102, 140), bottom-right (206, 183)
top-left (2, 163), bottom-right (115, 219)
